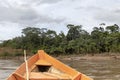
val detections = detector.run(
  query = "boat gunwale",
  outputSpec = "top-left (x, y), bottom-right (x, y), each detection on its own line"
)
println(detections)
top-left (7, 50), bottom-right (93, 80)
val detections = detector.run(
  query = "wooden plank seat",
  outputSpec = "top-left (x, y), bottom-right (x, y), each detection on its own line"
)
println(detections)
top-left (35, 60), bottom-right (52, 66)
top-left (29, 72), bottom-right (58, 80)
top-left (43, 72), bottom-right (71, 80)
top-left (29, 72), bottom-right (71, 80)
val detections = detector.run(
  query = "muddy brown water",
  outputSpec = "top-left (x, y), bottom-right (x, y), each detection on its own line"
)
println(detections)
top-left (0, 59), bottom-right (120, 80)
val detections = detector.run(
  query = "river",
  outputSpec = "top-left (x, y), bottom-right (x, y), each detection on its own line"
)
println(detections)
top-left (0, 59), bottom-right (120, 80)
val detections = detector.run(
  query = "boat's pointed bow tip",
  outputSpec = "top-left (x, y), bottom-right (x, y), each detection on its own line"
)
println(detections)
top-left (38, 50), bottom-right (45, 53)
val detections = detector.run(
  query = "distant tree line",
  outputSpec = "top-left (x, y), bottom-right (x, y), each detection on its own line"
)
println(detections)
top-left (1, 23), bottom-right (120, 55)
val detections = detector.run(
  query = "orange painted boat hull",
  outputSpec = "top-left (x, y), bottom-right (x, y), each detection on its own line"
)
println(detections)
top-left (7, 50), bottom-right (93, 80)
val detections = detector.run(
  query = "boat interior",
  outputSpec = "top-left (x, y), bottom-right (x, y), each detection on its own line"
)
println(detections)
top-left (7, 50), bottom-right (92, 80)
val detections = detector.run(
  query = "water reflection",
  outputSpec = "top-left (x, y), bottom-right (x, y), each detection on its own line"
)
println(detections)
top-left (0, 59), bottom-right (120, 80)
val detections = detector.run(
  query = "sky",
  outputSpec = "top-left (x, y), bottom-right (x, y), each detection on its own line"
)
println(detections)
top-left (0, 0), bottom-right (120, 40)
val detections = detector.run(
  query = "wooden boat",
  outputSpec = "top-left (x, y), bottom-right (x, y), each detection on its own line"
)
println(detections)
top-left (7, 50), bottom-right (93, 80)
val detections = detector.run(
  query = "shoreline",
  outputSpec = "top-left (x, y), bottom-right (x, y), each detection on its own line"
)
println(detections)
top-left (57, 53), bottom-right (120, 60)
top-left (1, 53), bottom-right (120, 61)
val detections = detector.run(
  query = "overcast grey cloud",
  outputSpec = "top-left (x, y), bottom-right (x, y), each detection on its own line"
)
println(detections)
top-left (95, 8), bottom-right (120, 24)
top-left (0, 6), bottom-right (37, 23)
top-left (0, 1), bottom-right (65, 25)
top-left (0, 0), bottom-right (120, 40)
top-left (40, 0), bottom-right (63, 4)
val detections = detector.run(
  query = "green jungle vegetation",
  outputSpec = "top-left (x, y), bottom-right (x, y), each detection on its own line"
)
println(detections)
top-left (0, 23), bottom-right (120, 56)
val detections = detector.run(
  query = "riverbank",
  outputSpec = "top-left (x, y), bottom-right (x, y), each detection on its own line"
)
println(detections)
top-left (1, 47), bottom-right (120, 60)
top-left (1, 53), bottom-right (120, 61)
top-left (57, 53), bottom-right (120, 61)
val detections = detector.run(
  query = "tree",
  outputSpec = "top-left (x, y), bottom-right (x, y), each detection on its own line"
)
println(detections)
top-left (1, 23), bottom-right (120, 56)
top-left (66, 24), bottom-right (82, 41)
top-left (22, 27), bottom-right (41, 50)
top-left (91, 26), bottom-right (107, 53)
top-left (106, 24), bottom-right (119, 33)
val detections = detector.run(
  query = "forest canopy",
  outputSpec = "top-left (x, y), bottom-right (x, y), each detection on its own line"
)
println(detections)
top-left (1, 23), bottom-right (120, 55)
